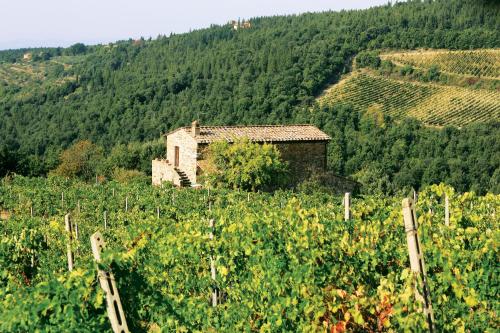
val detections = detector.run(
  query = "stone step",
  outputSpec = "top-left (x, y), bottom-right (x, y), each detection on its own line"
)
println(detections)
top-left (174, 168), bottom-right (191, 187)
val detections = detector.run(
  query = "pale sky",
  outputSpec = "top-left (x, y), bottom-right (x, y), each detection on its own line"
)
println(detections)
top-left (0, 0), bottom-right (390, 50)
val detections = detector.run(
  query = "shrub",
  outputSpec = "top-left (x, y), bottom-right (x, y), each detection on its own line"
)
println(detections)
top-left (400, 65), bottom-right (414, 76)
top-left (105, 140), bottom-right (165, 176)
top-left (353, 165), bottom-right (392, 194)
top-left (203, 138), bottom-right (288, 191)
top-left (378, 60), bottom-right (395, 75)
top-left (112, 167), bottom-right (148, 184)
top-left (426, 64), bottom-right (441, 82)
top-left (51, 140), bottom-right (104, 181)
top-left (356, 51), bottom-right (381, 69)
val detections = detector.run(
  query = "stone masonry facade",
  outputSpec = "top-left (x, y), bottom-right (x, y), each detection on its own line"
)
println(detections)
top-left (151, 159), bottom-right (179, 186)
top-left (152, 122), bottom-right (333, 187)
top-left (166, 129), bottom-right (198, 183)
top-left (274, 142), bottom-right (327, 182)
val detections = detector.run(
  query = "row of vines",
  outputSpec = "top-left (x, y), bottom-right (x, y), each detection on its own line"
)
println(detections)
top-left (380, 49), bottom-right (500, 79)
top-left (0, 176), bottom-right (498, 332)
top-left (319, 71), bottom-right (500, 127)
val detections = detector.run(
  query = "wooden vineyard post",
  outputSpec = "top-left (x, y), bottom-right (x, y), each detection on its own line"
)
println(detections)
top-left (61, 192), bottom-right (64, 209)
top-left (444, 194), bottom-right (450, 227)
top-left (125, 197), bottom-right (128, 212)
top-left (91, 232), bottom-right (129, 333)
top-left (402, 198), bottom-right (435, 332)
top-left (344, 192), bottom-right (351, 221)
top-left (413, 190), bottom-right (418, 203)
top-left (30, 205), bottom-right (33, 218)
top-left (209, 218), bottom-right (217, 307)
top-left (104, 211), bottom-right (108, 230)
top-left (157, 207), bottom-right (160, 219)
top-left (74, 222), bottom-right (79, 240)
top-left (65, 214), bottom-right (74, 271)
top-left (208, 189), bottom-right (212, 212)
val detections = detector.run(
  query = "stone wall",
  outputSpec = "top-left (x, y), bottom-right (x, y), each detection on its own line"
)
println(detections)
top-left (152, 159), bottom-right (180, 186)
top-left (166, 130), bottom-right (199, 185)
top-left (275, 141), bottom-right (327, 182)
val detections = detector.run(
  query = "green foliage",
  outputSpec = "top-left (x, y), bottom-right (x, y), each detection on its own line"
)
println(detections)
top-left (356, 51), bottom-right (381, 69)
top-left (0, 177), bottom-right (498, 331)
top-left (51, 141), bottom-right (104, 181)
top-left (426, 64), bottom-right (441, 82)
top-left (0, 145), bottom-right (17, 176)
top-left (65, 43), bottom-right (87, 56)
top-left (0, 0), bottom-right (498, 186)
top-left (353, 165), bottom-right (392, 195)
top-left (48, 139), bottom-right (164, 182)
top-left (0, 267), bottom-right (108, 332)
top-left (111, 168), bottom-right (148, 184)
top-left (104, 140), bottom-right (165, 176)
top-left (205, 138), bottom-right (288, 191)
top-left (379, 60), bottom-right (395, 75)
top-left (400, 64), bottom-right (414, 76)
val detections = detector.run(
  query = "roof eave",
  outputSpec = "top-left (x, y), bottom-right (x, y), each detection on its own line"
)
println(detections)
top-left (196, 138), bottom-right (331, 144)
top-left (163, 127), bottom-right (190, 137)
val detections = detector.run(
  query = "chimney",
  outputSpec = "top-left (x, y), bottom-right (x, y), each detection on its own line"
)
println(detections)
top-left (191, 120), bottom-right (200, 137)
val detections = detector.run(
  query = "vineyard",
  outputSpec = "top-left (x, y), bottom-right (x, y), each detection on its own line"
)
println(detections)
top-left (0, 176), bottom-right (498, 332)
top-left (318, 70), bottom-right (500, 127)
top-left (380, 49), bottom-right (500, 79)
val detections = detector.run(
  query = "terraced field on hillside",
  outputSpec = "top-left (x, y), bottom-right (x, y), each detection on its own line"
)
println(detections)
top-left (319, 49), bottom-right (500, 127)
top-left (381, 49), bottom-right (500, 79)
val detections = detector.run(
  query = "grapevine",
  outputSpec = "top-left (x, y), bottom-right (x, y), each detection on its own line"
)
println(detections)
top-left (0, 177), bottom-right (498, 331)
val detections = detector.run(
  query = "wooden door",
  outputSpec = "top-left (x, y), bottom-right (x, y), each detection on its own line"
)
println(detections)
top-left (174, 146), bottom-right (180, 167)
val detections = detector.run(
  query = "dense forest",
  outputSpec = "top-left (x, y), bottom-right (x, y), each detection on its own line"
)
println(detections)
top-left (0, 0), bottom-right (499, 193)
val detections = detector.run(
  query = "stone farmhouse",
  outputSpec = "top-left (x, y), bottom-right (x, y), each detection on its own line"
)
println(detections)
top-left (152, 121), bottom-right (356, 191)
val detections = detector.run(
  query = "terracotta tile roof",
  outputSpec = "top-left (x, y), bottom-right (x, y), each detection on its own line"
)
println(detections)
top-left (173, 124), bottom-right (331, 143)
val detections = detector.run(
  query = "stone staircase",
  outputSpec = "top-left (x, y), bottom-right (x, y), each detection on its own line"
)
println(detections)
top-left (174, 168), bottom-right (192, 187)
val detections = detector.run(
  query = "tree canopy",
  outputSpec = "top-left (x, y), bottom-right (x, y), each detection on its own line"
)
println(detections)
top-left (0, 0), bottom-right (498, 193)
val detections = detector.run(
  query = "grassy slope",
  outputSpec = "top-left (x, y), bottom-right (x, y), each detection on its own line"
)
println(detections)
top-left (318, 49), bottom-right (500, 127)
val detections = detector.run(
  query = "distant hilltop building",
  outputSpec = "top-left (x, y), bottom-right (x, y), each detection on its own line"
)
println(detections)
top-left (152, 121), bottom-right (358, 192)
top-left (132, 39), bottom-right (144, 46)
top-left (230, 20), bottom-right (252, 30)
top-left (23, 53), bottom-right (32, 61)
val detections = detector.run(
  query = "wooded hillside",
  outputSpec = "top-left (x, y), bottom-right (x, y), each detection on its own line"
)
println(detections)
top-left (0, 0), bottom-right (498, 193)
